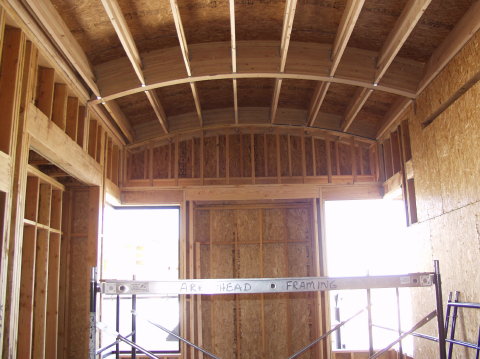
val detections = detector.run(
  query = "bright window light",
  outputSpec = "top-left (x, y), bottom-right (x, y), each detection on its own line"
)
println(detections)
top-left (100, 205), bottom-right (180, 354)
top-left (325, 199), bottom-right (414, 355)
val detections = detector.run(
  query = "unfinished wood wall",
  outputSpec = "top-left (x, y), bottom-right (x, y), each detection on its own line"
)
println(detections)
top-left (404, 27), bottom-right (480, 359)
top-left (125, 128), bottom-right (378, 187)
top-left (184, 200), bottom-right (328, 359)
top-left (0, 10), bottom-right (113, 359)
top-left (17, 172), bottom-right (64, 359)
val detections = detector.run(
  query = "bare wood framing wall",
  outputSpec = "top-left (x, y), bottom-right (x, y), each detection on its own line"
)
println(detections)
top-left (125, 128), bottom-right (378, 188)
top-left (0, 9), bottom-right (119, 358)
top-left (184, 199), bottom-right (328, 359)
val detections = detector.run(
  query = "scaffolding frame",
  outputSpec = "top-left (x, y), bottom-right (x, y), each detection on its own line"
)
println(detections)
top-left (90, 260), bottom-right (450, 359)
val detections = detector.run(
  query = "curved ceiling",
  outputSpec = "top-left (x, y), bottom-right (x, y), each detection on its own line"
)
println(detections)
top-left (24, 0), bottom-right (479, 143)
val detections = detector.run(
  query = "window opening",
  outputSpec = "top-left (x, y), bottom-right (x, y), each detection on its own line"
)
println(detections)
top-left (325, 199), bottom-right (414, 355)
top-left (101, 205), bottom-right (180, 354)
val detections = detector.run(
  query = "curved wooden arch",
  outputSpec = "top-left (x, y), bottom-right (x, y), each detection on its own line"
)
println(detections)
top-left (91, 41), bottom-right (423, 104)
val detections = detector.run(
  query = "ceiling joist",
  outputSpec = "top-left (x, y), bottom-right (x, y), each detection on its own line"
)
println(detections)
top-left (100, 0), bottom-right (169, 133)
top-left (308, 0), bottom-right (364, 127)
top-left (271, 0), bottom-right (297, 123)
top-left (169, 0), bottom-right (203, 126)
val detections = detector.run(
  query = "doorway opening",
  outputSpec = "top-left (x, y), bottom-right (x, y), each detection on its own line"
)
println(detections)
top-left (101, 205), bottom-right (180, 354)
top-left (325, 199), bottom-right (414, 355)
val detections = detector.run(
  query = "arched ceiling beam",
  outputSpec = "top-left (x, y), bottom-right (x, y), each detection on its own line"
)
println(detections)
top-left (341, 0), bottom-right (432, 132)
top-left (308, 0), bottom-right (365, 127)
top-left (169, 0), bottom-right (203, 126)
top-left (100, 0), bottom-right (169, 134)
top-left (271, 0), bottom-right (298, 123)
top-left (92, 41), bottom-right (422, 104)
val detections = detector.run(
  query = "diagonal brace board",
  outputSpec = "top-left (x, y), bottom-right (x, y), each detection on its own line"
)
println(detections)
top-left (101, 273), bottom-right (434, 295)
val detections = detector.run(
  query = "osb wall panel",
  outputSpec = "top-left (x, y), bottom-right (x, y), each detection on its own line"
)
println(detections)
top-left (415, 29), bottom-right (480, 124)
top-left (407, 26), bottom-right (480, 359)
top-left (190, 201), bottom-right (322, 359)
top-left (125, 129), bottom-right (377, 187)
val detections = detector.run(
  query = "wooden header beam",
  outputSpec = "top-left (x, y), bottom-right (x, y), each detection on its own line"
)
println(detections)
top-left (169, 0), bottom-right (203, 126)
top-left (100, 0), bottom-right (169, 133)
top-left (271, 0), bottom-right (297, 123)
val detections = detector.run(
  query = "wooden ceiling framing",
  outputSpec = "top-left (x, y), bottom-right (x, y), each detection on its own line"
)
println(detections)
top-left (13, 0), bottom-right (480, 144)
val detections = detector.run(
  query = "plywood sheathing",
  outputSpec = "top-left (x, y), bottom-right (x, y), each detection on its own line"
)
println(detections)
top-left (235, 78), bottom-right (274, 109)
top-left (179, 0), bottom-right (230, 45)
top-left (235, 0), bottom-right (284, 41)
top-left (197, 79), bottom-right (234, 111)
top-left (278, 79), bottom-right (317, 110)
top-left (290, 0), bottom-right (346, 44)
top-left (348, 0), bottom-right (408, 53)
top-left (50, 0), bottom-right (123, 66)
top-left (115, 92), bottom-right (158, 127)
top-left (155, 83), bottom-right (197, 117)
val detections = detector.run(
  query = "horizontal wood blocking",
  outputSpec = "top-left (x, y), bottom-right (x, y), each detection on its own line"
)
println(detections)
top-left (125, 129), bottom-right (378, 187)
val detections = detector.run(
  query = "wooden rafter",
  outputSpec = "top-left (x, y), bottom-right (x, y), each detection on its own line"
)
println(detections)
top-left (375, 0), bottom-right (432, 82)
top-left (271, 0), bottom-right (297, 123)
top-left (308, 0), bottom-right (364, 126)
top-left (341, 87), bottom-right (373, 132)
top-left (169, 0), bottom-right (203, 125)
top-left (144, 90), bottom-right (169, 134)
top-left (308, 82), bottom-right (331, 127)
top-left (102, 100), bottom-right (135, 143)
top-left (100, 0), bottom-right (169, 133)
top-left (330, 0), bottom-right (365, 76)
top-left (342, 0), bottom-right (430, 132)
top-left (376, 0), bottom-right (480, 139)
top-left (229, 0), bottom-right (238, 124)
